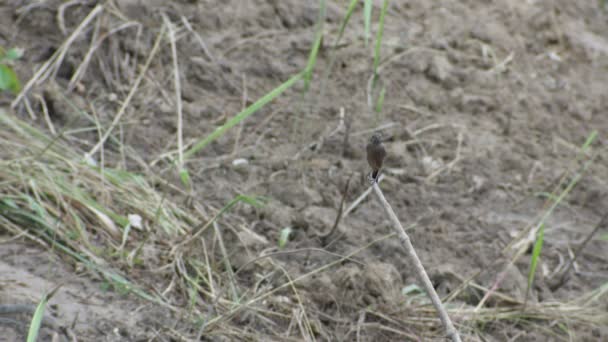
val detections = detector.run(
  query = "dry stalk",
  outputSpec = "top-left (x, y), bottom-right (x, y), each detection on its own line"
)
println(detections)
top-left (11, 4), bottom-right (104, 108)
top-left (162, 14), bottom-right (184, 168)
top-left (371, 182), bottom-right (462, 342)
top-left (87, 21), bottom-right (166, 158)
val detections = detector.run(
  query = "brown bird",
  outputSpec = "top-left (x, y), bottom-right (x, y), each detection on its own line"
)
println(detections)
top-left (366, 133), bottom-right (386, 182)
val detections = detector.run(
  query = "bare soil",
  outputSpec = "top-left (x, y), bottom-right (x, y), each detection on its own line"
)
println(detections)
top-left (1, 0), bottom-right (607, 341)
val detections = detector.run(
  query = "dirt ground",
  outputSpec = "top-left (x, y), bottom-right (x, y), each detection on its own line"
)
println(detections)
top-left (1, 0), bottom-right (607, 341)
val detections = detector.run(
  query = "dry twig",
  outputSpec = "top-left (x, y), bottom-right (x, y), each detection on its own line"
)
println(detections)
top-left (371, 182), bottom-right (462, 342)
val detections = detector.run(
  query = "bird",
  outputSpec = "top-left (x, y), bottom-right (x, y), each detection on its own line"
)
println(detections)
top-left (366, 133), bottom-right (386, 182)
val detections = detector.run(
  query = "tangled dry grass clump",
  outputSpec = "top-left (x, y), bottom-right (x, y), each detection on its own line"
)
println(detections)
top-left (2, 106), bottom-right (607, 341)
top-left (1, 0), bottom-right (608, 341)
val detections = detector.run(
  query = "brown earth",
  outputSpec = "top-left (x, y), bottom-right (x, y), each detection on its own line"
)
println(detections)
top-left (1, 0), bottom-right (607, 341)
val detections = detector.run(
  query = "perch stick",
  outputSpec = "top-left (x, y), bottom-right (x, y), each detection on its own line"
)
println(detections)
top-left (372, 182), bottom-right (462, 342)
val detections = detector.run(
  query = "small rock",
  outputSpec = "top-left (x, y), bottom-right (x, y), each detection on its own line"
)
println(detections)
top-left (426, 55), bottom-right (453, 84)
top-left (232, 158), bottom-right (249, 168)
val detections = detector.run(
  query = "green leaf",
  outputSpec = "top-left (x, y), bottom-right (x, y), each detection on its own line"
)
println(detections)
top-left (0, 64), bottom-right (21, 93)
top-left (27, 285), bottom-right (61, 342)
top-left (527, 223), bottom-right (545, 290)
top-left (302, 0), bottom-right (326, 91)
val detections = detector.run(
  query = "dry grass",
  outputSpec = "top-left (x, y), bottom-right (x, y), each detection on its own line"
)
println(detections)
top-left (2, 90), bottom-right (606, 340)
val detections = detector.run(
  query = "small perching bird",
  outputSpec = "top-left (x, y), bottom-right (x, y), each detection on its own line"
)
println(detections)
top-left (366, 133), bottom-right (386, 182)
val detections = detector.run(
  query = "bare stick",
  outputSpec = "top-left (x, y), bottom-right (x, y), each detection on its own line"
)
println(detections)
top-left (371, 182), bottom-right (462, 342)
top-left (233, 74), bottom-right (247, 155)
top-left (163, 14), bottom-right (184, 168)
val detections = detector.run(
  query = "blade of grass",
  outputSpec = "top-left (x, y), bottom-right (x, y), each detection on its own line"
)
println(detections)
top-left (368, 0), bottom-right (389, 118)
top-left (176, 194), bottom-right (265, 248)
top-left (183, 71), bottom-right (304, 160)
top-left (581, 130), bottom-right (597, 152)
top-left (303, 0), bottom-right (326, 91)
top-left (375, 85), bottom-right (386, 113)
top-left (525, 223), bottom-right (545, 305)
top-left (27, 285), bottom-right (61, 342)
top-left (336, 0), bottom-right (359, 44)
top-left (518, 131), bottom-right (599, 306)
top-left (293, 0), bottom-right (326, 138)
top-left (364, 0), bottom-right (372, 46)
top-left (372, 0), bottom-right (389, 79)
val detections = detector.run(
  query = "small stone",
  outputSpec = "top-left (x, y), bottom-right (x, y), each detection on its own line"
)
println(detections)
top-left (427, 55), bottom-right (453, 84)
top-left (232, 158), bottom-right (249, 168)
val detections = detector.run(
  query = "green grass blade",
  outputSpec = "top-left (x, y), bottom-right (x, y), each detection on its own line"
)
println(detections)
top-left (184, 71), bottom-right (304, 160)
top-left (219, 194), bottom-right (264, 216)
top-left (364, 0), bottom-right (372, 46)
top-left (521, 131), bottom-right (596, 304)
top-left (27, 285), bottom-right (61, 342)
top-left (581, 130), bottom-right (597, 152)
top-left (303, 32), bottom-right (323, 92)
top-left (336, 0), bottom-right (359, 45)
top-left (373, 0), bottom-right (389, 77)
top-left (375, 85), bottom-right (386, 113)
top-left (526, 223), bottom-right (545, 297)
top-left (303, 0), bottom-right (326, 91)
top-left (531, 132), bottom-right (598, 240)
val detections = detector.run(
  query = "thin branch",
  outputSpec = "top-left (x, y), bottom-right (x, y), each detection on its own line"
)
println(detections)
top-left (371, 182), bottom-right (462, 342)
